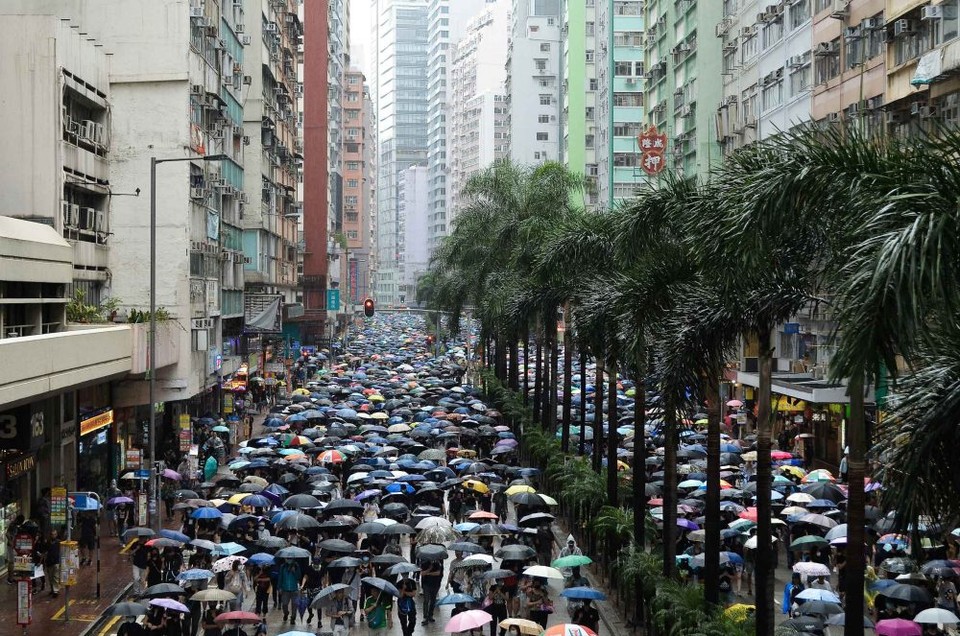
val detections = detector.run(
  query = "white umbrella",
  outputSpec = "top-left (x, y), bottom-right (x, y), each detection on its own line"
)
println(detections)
top-left (914, 607), bottom-right (959, 625)
top-left (416, 516), bottom-right (453, 530)
top-left (522, 565), bottom-right (564, 580)
top-left (786, 493), bottom-right (815, 504)
top-left (744, 535), bottom-right (777, 550)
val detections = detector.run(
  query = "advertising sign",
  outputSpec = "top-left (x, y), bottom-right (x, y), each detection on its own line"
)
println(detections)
top-left (637, 125), bottom-right (668, 176)
top-left (50, 487), bottom-right (67, 526)
top-left (16, 580), bottom-right (30, 625)
top-left (13, 533), bottom-right (33, 576)
top-left (0, 404), bottom-right (46, 451)
top-left (60, 540), bottom-right (79, 586)
top-left (137, 492), bottom-right (148, 526)
top-left (223, 393), bottom-right (234, 415)
top-left (126, 449), bottom-right (142, 469)
top-left (179, 413), bottom-right (192, 453)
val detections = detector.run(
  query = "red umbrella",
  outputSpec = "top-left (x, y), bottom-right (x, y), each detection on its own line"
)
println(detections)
top-left (214, 611), bottom-right (261, 625)
top-left (738, 507), bottom-right (759, 522)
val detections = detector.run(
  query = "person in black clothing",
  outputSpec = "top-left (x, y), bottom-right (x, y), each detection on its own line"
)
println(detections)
top-left (117, 618), bottom-right (147, 636)
top-left (79, 511), bottom-right (97, 565)
top-left (132, 541), bottom-right (150, 595)
top-left (572, 599), bottom-right (600, 633)
top-left (420, 559), bottom-right (443, 625)
top-left (301, 560), bottom-right (324, 625)
top-left (145, 549), bottom-right (164, 587)
top-left (396, 572), bottom-right (418, 636)
top-left (45, 530), bottom-right (61, 597)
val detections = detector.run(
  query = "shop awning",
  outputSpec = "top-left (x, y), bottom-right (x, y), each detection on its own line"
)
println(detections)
top-left (735, 371), bottom-right (873, 405)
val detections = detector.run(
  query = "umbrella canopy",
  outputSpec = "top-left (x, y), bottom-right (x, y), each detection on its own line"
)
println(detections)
top-left (875, 618), bottom-right (922, 636)
top-left (444, 609), bottom-right (493, 633)
top-left (880, 584), bottom-right (933, 604)
top-left (214, 611), bottom-right (262, 625)
top-left (438, 593), bottom-right (478, 605)
top-left (914, 607), bottom-right (960, 625)
top-left (522, 565), bottom-right (563, 580)
top-left (141, 583), bottom-right (185, 598)
top-left (106, 602), bottom-right (149, 616)
top-left (559, 586), bottom-right (606, 600)
top-left (498, 618), bottom-right (542, 635)
top-left (148, 598), bottom-right (190, 613)
top-left (191, 589), bottom-right (237, 603)
top-left (360, 576), bottom-right (400, 597)
top-left (542, 625), bottom-right (598, 636)
top-left (552, 554), bottom-right (593, 568)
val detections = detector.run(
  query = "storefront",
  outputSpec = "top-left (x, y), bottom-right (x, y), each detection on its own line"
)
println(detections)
top-left (0, 453), bottom-right (34, 574)
top-left (77, 408), bottom-right (115, 496)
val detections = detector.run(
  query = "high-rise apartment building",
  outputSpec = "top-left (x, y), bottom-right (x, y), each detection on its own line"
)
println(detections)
top-left (241, 0), bottom-right (301, 312)
top-left (342, 69), bottom-right (377, 306)
top-left (506, 0), bottom-right (564, 165)
top-left (715, 0), bottom-right (815, 155)
top-left (371, 0), bottom-right (429, 306)
top-left (644, 0), bottom-right (724, 179)
top-left (398, 165), bottom-right (430, 299)
top-left (562, 0), bottom-right (599, 208)
top-left (448, 1), bottom-right (511, 215)
top-left (426, 0), bottom-right (496, 254)
top-left (325, 0), bottom-right (349, 320)
top-left (596, 0), bottom-right (646, 205)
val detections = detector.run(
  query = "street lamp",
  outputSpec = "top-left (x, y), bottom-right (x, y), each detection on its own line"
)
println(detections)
top-left (148, 153), bottom-right (227, 532)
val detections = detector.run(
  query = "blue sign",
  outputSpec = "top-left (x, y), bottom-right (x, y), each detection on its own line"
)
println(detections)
top-left (135, 469), bottom-right (151, 479)
top-left (783, 322), bottom-right (800, 335)
top-left (300, 346), bottom-right (316, 357)
top-left (326, 289), bottom-right (341, 312)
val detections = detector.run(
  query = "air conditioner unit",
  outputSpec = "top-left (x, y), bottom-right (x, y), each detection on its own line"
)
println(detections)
top-left (825, 112), bottom-right (840, 122)
top-left (204, 25), bottom-right (218, 38)
top-left (285, 14), bottom-right (295, 23)
top-left (62, 202), bottom-right (78, 227)
top-left (894, 19), bottom-right (917, 36)
top-left (79, 207), bottom-right (96, 231)
top-left (82, 121), bottom-right (104, 145)
top-left (861, 17), bottom-right (881, 29)
top-left (922, 6), bottom-right (943, 20)
top-left (233, 63), bottom-right (242, 74)
top-left (235, 23), bottom-right (245, 33)
top-left (242, 135), bottom-right (251, 146)
top-left (240, 35), bottom-right (251, 46)
top-left (814, 41), bottom-right (835, 56)
top-left (866, 96), bottom-right (882, 110)
top-left (740, 27), bottom-right (754, 38)
top-left (211, 128), bottom-right (225, 140)
top-left (681, 105), bottom-right (693, 118)
top-left (626, 77), bottom-right (636, 85)
top-left (724, 38), bottom-right (738, 52)
top-left (766, 4), bottom-right (779, 16)
top-left (265, 22), bottom-right (278, 33)
top-left (716, 21), bottom-right (729, 38)
top-left (190, 6), bottom-right (204, 18)
top-left (844, 27), bottom-right (861, 39)
top-left (886, 111), bottom-right (907, 124)
top-left (830, 0), bottom-right (849, 18)
top-left (191, 84), bottom-right (205, 95)
top-left (756, 12), bottom-right (768, 23)
top-left (94, 210), bottom-right (106, 233)
top-left (212, 178), bottom-right (227, 188)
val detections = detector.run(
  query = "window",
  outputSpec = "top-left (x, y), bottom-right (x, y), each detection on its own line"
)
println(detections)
top-left (536, 59), bottom-right (547, 70)
top-left (536, 132), bottom-right (549, 141)
top-left (540, 95), bottom-right (552, 105)
top-left (585, 134), bottom-right (594, 148)
top-left (894, 29), bottom-right (923, 66)
top-left (585, 106), bottom-right (595, 120)
top-left (763, 18), bottom-right (784, 49)
top-left (589, 78), bottom-right (598, 91)
top-left (346, 179), bottom-right (359, 188)
top-left (789, 0), bottom-right (810, 30)
top-left (762, 75), bottom-right (783, 111)
top-left (346, 161), bottom-right (360, 170)
top-left (741, 32), bottom-right (758, 62)
top-left (586, 50), bottom-right (594, 62)
top-left (586, 22), bottom-right (595, 36)
top-left (615, 61), bottom-right (634, 76)
top-left (814, 0), bottom-right (831, 12)
top-left (723, 49), bottom-right (737, 74)
top-left (538, 115), bottom-right (550, 123)
top-left (815, 41), bottom-right (841, 84)
top-left (790, 61), bottom-right (811, 95)
top-left (540, 43), bottom-right (551, 51)
top-left (613, 92), bottom-right (643, 106)
top-left (943, 1), bottom-right (960, 42)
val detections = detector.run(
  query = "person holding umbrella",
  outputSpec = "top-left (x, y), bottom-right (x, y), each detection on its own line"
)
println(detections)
top-left (277, 558), bottom-right (301, 624)
top-left (484, 583), bottom-right (509, 636)
top-left (396, 571), bottom-right (418, 636)
top-left (572, 599), bottom-right (600, 633)
top-left (362, 587), bottom-right (393, 633)
top-left (253, 566), bottom-right (271, 617)
top-left (326, 586), bottom-right (354, 636)
top-left (420, 556), bottom-right (444, 624)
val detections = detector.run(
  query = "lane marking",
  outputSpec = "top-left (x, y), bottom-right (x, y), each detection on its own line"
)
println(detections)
top-left (98, 615), bottom-right (121, 635)
top-left (50, 599), bottom-right (75, 620)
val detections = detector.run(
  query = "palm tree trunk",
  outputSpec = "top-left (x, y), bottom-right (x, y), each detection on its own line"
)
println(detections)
top-left (523, 330), bottom-right (530, 405)
top-left (755, 330), bottom-right (775, 636)
top-left (548, 317), bottom-right (559, 433)
top-left (495, 334), bottom-right (508, 381)
top-left (508, 336), bottom-right (519, 391)
top-left (704, 372), bottom-right (722, 606)
top-left (534, 331), bottom-right (543, 422)
top-left (844, 375), bottom-right (866, 636)
top-left (662, 407), bottom-right (678, 577)
top-left (561, 320), bottom-right (573, 453)
top-left (632, 345), bottom-right (647, 548)
top-left (606, 356), bottom-right (619, 506)
top-left (632, 344), bottom-right (647, 628)
top-left (592, 357), bottom-right (605, 473)
top-left (579, 348), bottom-right (588, 456)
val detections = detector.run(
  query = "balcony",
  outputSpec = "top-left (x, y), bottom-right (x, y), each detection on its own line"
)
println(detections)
top-left (0, 325), bottom-right (132, 407)
top-left (128, 321), bottom-right (181, 375)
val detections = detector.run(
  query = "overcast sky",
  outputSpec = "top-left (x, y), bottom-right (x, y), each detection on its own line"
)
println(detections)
top-left (350, 1), bottom-right (371, 74)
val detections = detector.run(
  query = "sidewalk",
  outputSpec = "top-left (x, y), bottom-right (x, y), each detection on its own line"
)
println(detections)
top-left (0, 526), bottom-right (133, 636)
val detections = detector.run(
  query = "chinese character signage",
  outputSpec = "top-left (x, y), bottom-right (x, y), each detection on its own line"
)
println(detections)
top-left (179, 414), bottom-right (192, 453)
top-left (50, 487), bottom-right (67, 526)
top-left (638, 125), bottom-right (668, 176)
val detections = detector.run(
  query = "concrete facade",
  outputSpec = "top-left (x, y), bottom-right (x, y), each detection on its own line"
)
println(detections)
top-left (506, 0), bottom-right (564, 166)
top-left (643, 0), bottom-right (724, 179)
top-left (398, 165), bottom-right (430, 301)
top-left (561, 0), bottom-right (598, 208)
top-left (341, 69), bottom-right (376, 307)
top-left (448, 1), bottom-right (511, 217)
top-left (371, 0), bottom-right (429, 306)
top-left (425, 0), bottom-right (495, 255)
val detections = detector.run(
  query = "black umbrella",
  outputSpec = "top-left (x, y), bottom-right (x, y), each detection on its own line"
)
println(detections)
top-left (284, 494), bottom-right (322, 509)
top-left (385, 562), bottom-right (421, 576)
top-left (141, 583), bottom-right (184, 598)
top-left (880, 583), bottom-right (933, 604)
top-left (449, 542), bottom-right (486, 555)
top-left (382, 523), bottom-right (416, 536)
top-left (355, 521), bottom-right (388, 535)
top-left (106, 602), bottom-right (149, 616)
top-left (310, 583), bottom-right (352, 607)
top-left (416, 544), bottom-right (449, 561)
top-left (329, 556), bottom-right (362, 568)
top-left (495, 545), bottom-right (536, 561)
top-left (382, 502), bottom-right (410, 518)
top-left (800, 482), bottom-right (845, 503)
top-left (325, 499), bottom-right (364, 513)
top-left (481, 569), bottom-right (516, 580)
top-left (361, 576), bottom-right (400, 597)
top-left (276, 512), bottom-right (321, 531)
top-left (256, 536), bottom-right (288, 549)
top-left (275, 546), bottom-right (312, 559)
top-left (371, 553), bottom-right (406, 566)
top-left (518, 513), bottom-right (555, 527)
top-left (318, 539), bottom-right (356, 553)
top-left (174, 490), bottom-right (200, 500)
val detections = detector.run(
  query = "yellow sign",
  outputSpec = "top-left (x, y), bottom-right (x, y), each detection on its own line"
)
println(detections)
top-left (60, 540), bottom-right (79, 586)
top-left (80, 410), bottom-right (114, 436)
top-left (223, 393), bottom-right (234, 414)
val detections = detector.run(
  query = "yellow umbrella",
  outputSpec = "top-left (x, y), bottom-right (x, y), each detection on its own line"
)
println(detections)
top-left (369, 394), bottom-right (385, 402)
top-left (292, 388), bottom-right (311, 396)
top-left (779, 465), bottom-right (806, 479)
top-left (227, 493), bottom-right (249, 505)
top-left (723, 604), bottom-right (756, 622)
top-left (505, 485), bottom-right (536, 496)
top-left (616, 460), bottom-right (630, 471)
top-left (370, 412), bottom-right (389, 420)
top-left (243, 475), bottom-right (268, 488)
top-left (462, 479), bottom-right (490, 494)
top-left (499, 618), bottom-right (540, 635)
top-left (456, 449), bottom-right (478, 458)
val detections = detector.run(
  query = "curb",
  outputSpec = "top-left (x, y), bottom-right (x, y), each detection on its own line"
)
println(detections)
top-left (79, 583), bottom-right (132, 636)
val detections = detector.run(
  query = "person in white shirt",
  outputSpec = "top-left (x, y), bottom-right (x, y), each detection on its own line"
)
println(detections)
top-left (807, 574), bottom-right (834, 593)
top-left (363, 500), bottom-right (380, 523)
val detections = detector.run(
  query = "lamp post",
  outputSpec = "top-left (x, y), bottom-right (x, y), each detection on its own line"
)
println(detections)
top-left (148, 153), bottom-right (227, 533)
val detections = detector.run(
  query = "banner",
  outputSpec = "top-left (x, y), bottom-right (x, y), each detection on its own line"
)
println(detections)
top-left (179, 414), bottom-right (192, 453)
top-left (137, 492), bottom-right (147, 526)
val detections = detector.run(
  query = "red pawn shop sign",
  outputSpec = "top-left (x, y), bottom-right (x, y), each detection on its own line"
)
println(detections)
top-left (638, 125), bottom-right (668, 176)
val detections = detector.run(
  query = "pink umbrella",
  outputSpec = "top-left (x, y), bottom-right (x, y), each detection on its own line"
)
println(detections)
top-left (875, 618), bottom-right (922, 636)
top-left (726, 400), bottom-right (743, 408)
top-left (161, 468), bottom-right (182, 480)
top-left (444, 609), bottom-right (493, 633)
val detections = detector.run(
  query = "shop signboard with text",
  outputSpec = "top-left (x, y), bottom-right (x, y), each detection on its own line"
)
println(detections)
top-left (0, 403), bottom-right (45, 451)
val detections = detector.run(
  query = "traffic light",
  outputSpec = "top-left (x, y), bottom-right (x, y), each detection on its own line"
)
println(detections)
top-left (363, 298), bottom-right (375, 318)
top-left (426, 335), bottom-right (435, 346)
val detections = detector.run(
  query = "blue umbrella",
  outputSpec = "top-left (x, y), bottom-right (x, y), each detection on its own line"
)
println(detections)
top-left (242, 495), bottom-right (272, 508)
top-left (191, 507), bottom-right (223, 520)
top-left (385, 483), bottom-right (415, 494)
top-left (213, 542), bottom-right (246, 556)
top-left (286, 413), bottom-right (308, 422)
top-left (248, 553), bottom-right (275, 566)
top-left (395, 474), bottom-right (426, 482)
top-left (160, 529), bottom-right (190, 543)
top-left (177, 569), bottom-right (214, 581)
top-left (264, 418), bottom-right (284, 427)
top-left (264, 483), bottom-right (290, 496)
top-left (437, 593), bottom-right (477, 605)
top-left (560, 587), bottom-right (607, 601)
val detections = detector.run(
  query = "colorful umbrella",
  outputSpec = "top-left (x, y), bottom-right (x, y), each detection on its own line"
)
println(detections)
top-left (444, 609), bottom-right (493, 633)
